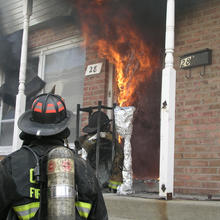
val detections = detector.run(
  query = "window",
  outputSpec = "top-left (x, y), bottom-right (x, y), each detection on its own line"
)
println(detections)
top-left (0, 101), bottom-right (15, 146)
top-left (0, 30), bottom-right (22, 155)
top-left (35, 37), bottom-right (85, 145)
top-left (0, 37), bottom-right (85, 154)
top-left (0, 68), bottom-right (14, 155)
top-left (0, 57), bottom-right (39, 155)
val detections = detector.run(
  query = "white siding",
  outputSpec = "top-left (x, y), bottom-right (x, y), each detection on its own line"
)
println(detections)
top-left (0, 0), bottom-right (71, 34)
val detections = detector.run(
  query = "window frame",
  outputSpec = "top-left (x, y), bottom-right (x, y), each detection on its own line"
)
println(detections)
top-left (30, 36), bottom-right (85, 148)
top-left (0, 36), bottom-right (85, 155)
top-left (0, 69), bottom-right (15, 155)
top-left (30, 35), bottom-right (84, 81)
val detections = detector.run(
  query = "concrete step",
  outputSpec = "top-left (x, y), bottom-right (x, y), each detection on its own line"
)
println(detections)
top-left (104, 193), bottom-right (220, 220)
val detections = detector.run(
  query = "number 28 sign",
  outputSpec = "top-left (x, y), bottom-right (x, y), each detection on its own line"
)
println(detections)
top-left (85, 62), bottom-right (103, 76)
top-left (180, 49), bottom-right (212, 69)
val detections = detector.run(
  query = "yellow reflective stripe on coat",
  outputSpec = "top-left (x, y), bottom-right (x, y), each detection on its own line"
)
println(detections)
top-left (13, 202), bottom-right (40, 220)
top-left (76, 201), bottom-right (92, 218)
top-left (108, 180), bottom-right (122, 189)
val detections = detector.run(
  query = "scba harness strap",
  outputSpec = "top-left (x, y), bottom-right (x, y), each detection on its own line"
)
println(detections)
top-left (12, 146), bottom-right (92, 220)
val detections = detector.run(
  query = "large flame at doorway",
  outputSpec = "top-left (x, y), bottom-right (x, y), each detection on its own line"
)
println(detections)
top-left (73, 0), bottom-right (159, 107)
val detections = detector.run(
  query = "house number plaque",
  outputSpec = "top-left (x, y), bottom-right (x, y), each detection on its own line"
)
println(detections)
top-left (85, 62), bottom-right (103, 76)
top-left (180, 49), bottom-right (212, 69)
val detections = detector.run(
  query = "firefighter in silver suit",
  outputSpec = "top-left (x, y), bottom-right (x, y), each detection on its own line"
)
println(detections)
top-left (78, 111), bottom-right (124, 192)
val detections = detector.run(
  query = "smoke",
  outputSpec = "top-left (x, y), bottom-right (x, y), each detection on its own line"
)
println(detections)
top-left (71, 0), bottom-right (166, 52)
top-left (0, 22), bottom-right (23, 106)
top-left (0, 22), bottom-right (22, 78)
top-left (0, 11), bottom-right (44, 107)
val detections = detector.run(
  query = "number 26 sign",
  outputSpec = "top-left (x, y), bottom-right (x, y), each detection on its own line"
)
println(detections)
top-left (85, 63), bottom-right (103, 76)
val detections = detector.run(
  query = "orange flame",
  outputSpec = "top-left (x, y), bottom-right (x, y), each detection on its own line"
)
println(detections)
top-left (118, 135), bottom-right (122, 144)
top-left (74, 0), bottom-right (159, 107)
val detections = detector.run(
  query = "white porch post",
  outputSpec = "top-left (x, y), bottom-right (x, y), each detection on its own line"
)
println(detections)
top-left (159, 0), bottom-right (176, 199)
top-left (12, 0), bottom-right (33, 151)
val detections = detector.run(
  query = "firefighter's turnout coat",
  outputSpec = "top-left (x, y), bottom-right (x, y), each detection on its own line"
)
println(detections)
top-left (0, 137), bottom-right (108, 220)
top-left (79, 132), bottom-right (124, 191)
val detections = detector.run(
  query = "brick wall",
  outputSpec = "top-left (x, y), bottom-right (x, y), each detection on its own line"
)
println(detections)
top-left (29, 21), bottom-right (79, 49)
top-left (174, 0), bottom-right (220, 196)
top-left (82, 61), bottom-right (109, 126)
top-left (81, 52), bottom-right (109, 128)
top-left (82, 37), bottom-right (109, 106)
top-left (83, 45), bottom-right (108, 108)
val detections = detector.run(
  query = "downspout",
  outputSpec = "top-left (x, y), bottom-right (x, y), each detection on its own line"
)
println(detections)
top-left (159, 0), bottom-right (176, 199)
top-left (12, 0), bottom-right (33, 151)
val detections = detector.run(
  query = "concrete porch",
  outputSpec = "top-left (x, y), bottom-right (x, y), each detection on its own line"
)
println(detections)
top-left (104, 194), bottom-right (220, 220)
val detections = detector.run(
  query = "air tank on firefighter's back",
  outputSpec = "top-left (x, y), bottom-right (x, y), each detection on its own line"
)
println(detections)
top-left (47, 146), bottom-right (75, 220)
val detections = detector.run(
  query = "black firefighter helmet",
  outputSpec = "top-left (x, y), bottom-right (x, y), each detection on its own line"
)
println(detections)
top-left (83, 111), bottom-right (110, 134)
top-left (18, 93), bottom-right (73, 136)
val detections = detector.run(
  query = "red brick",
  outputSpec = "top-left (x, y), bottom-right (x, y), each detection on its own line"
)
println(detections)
top-left (185, 167), bottom-right (217, 174)
top-left (175, 160), bottom-right (191, 167)
top-left (201, 182), bottom-right (220, 189)
top-left (174, 167), bottom-right (185, 174)
top-left (175, 188), bottom-right (220, 195)
top-left (184, 181), bottom-right (202, 188)
top-left (175, 153), bottom-right (184, 159)
top-left (175, 174), bottom-right (192, 181)
top-left (198, 153), bottom-right (220, 159)
top-left (191, 160), bottom-right (209, 167)
top-left (209, 160), bottom-right (220, 167)
top-left (184, 140), bottom-right (198, 145)
top-left (174, 181), bottom-right (185, 187)
top-left (176, 119), bottom-right (192, 126)
top-left (208, 146), bottom-right (220, 152)
top-left (210, 175), bottom-right (220, 181)
top-left (183, 153), bottom-right (198, 159)
top-left (191, 175), bottom-right (210, 181)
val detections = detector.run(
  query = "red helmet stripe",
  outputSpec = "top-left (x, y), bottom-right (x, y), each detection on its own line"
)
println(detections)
top-left (33, 102), bottom-right (42, 112)
top-left (34, 108), bottom-right (42, 113)
top-left (32, 99), bottom-right (37, 108)
top-left (46, 103), bottom-right (56, 113)
top-left (45, 109), bottom-right (57, 113)
top-left (57, 101), bottom-right (65, 112)
top-left (58, 106), bottom-right (65, 112)
top-left (47, 103), bottom-right (54, 107)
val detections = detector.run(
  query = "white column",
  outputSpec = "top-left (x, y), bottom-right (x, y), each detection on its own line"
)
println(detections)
top-left (159, 0), bottom-right (176, 199)
top-left (12, 0), bottom-right (33, 151)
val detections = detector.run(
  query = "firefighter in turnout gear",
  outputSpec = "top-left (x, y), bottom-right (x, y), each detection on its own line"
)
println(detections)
top-left (78, 111), bottom-right (124, 192)
top-left (0, 93), bottom-right (108, 220)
